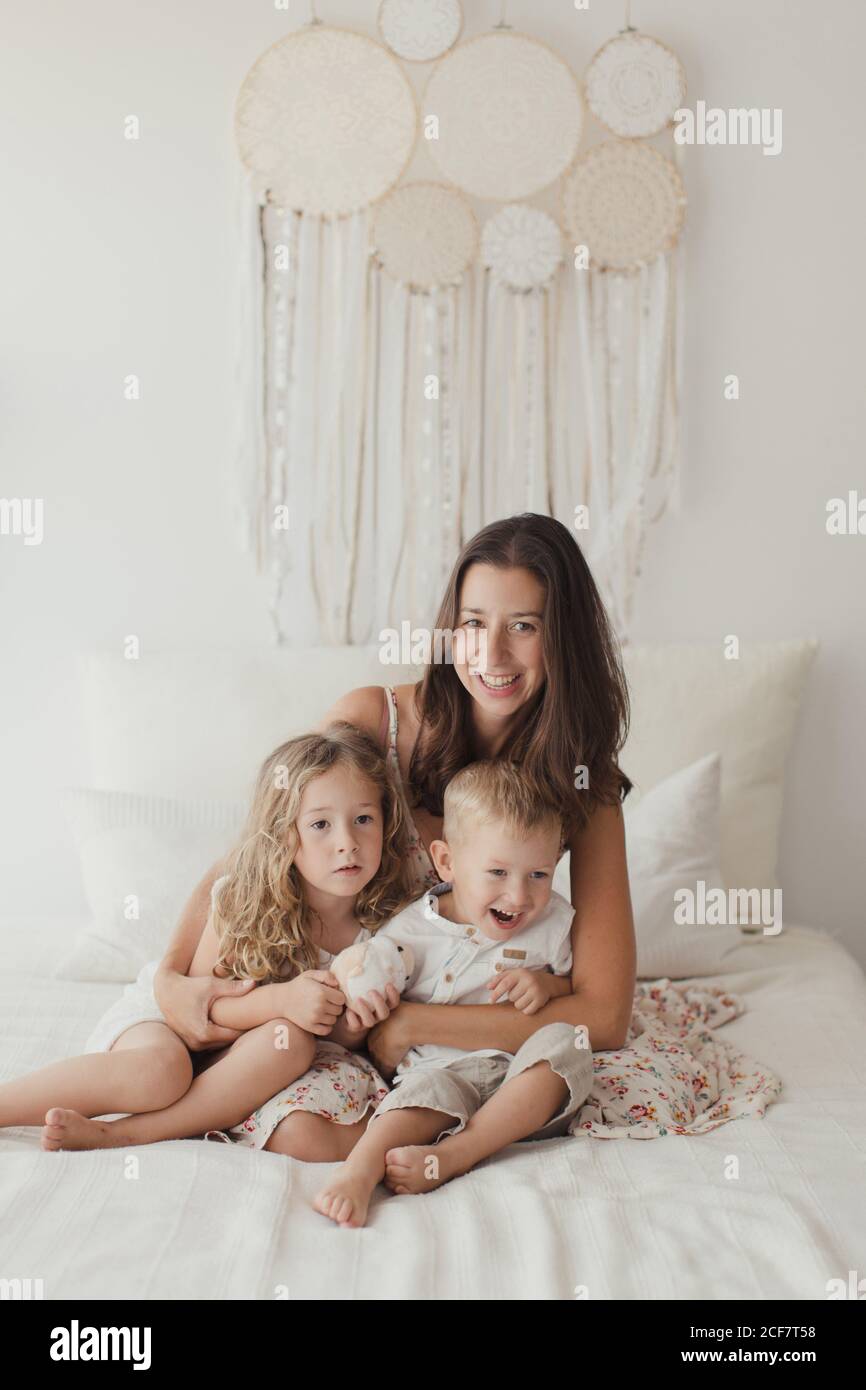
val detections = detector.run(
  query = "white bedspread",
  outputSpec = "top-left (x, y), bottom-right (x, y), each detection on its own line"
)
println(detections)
top-left (1, 918), bottom-right (864, 1300)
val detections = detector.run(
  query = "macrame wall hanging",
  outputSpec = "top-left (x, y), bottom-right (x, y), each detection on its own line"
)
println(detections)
top-left (570, 19), bottom-right (687, 636)
top-left (377, 0), bottom-right (463, 62)
top-left (233, 0), bottom-right (687, 645)
top-left (234, 19), bottom-right (416, 643)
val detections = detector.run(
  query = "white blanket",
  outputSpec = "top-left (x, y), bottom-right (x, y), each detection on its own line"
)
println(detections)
top-left (1, 917), bottom-right (864, 1300)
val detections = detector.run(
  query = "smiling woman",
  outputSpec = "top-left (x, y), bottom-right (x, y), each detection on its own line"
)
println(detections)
top-left (348, 513), bottom-right (637, 1072)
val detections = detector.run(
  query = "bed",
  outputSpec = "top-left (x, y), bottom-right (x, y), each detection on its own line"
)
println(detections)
top-left (1, 910), bottom-right (864, 1301)
top-left (2, 639), bottom-right (863, 1300)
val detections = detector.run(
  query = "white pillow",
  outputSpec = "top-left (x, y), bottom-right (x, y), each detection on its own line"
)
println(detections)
top-left (621, 639), bottom-right (816, 890)
top-left (78, 640), bottom-right (816, 891)
top-left (77, 647), bottom-right (422, 804)
top-left (555, 752), bottom-right (747, 979)
top-left (56, 789), bottom-right (246, 982)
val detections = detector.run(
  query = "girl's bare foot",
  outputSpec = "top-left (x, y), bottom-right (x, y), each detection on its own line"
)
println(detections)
top-left (312, 1165), bottom-right (378, 1228)
top-left (383, 1138), bottom-right (471, 1195)
top-left (41, 1108), bottom-right (126, 1151)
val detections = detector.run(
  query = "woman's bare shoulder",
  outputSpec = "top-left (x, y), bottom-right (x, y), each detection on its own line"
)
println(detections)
top-left (316, 685), bottom-right (388, 743)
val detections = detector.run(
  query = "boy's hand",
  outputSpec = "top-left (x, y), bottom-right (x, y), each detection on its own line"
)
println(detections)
top-left (278, 971), bottom-right (346, 1036)
top-left (343, 983), bottom-right (400, 1033)
top-left (327, 983), bottom-right (401, 1048)
top-left (487, 967), bottom-right (561, 1015)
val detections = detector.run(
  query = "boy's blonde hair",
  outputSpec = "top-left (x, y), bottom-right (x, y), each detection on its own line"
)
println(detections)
top-left (442, 760), bottom-right (564, 851)
top-left (211, 722), bottom-right (416, 983)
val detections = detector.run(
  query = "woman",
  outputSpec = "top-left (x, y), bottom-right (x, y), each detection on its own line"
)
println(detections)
top-left (153, 513), bottom-right (636, 1130)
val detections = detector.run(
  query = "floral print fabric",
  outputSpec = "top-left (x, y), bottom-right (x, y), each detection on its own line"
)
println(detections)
top-left (570, 978), bottom-right (782, 1138)
top-left (205, 1041), bottom-right (389, 1150)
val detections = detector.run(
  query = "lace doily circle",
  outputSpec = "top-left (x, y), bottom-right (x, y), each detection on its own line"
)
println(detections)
top-left (562, 140), bottom-right (686, 271)
top-left (372, 181), bottom-right (478, 289)
top-left (235, 26), bottom-right (417, 216)
top-left (424, 32), bottom-right (583, 200)
top-left (378, 0), bottom-right (463, 63)
top-left (481, 205), bottom-right (563, 290)
top-left (585, 32), bottom-right (686, 138)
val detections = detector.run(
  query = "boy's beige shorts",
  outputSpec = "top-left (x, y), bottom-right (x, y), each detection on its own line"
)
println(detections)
top-left (368, 1022), bottom-right (593, 1142)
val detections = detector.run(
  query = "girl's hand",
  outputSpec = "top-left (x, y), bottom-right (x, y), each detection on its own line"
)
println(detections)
top-left (279, 971), bottom-right (346, 1036)
top-left (487, 967), bottom-right (557, 1015)
top-left (155, 967), bottom-right (257, 1052)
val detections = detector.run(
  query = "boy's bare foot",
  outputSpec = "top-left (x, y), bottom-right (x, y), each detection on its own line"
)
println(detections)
top-left (312, 1165), bottom-right (377, 1228)
top-left (384, 1137), bottom-right (471, 1194)
top-left (41, 1108), bottom-right (124, 1151)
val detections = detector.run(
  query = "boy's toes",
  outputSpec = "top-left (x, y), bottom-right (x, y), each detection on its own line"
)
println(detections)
top-left (312, 1177), bottom-right (370, 1228)
top-left (384, 1145), bottom-right (415, 1175)
top-left (313, 1188), bottom-right (354, 1224)
top-left (312, 1189), bottom-right (334, 1218)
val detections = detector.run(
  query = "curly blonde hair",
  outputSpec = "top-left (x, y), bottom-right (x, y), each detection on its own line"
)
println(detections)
top-left (210, 722), bottom-right (416, 983)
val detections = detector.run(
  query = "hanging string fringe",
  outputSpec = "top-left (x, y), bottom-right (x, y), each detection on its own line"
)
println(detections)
top-left (235, 220), bottom-right (682, 646)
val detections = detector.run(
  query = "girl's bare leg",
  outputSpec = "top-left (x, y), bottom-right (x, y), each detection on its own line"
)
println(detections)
top-left (42, 1019), bottom-right (317, 1151)
top-left (264, 1110), bottom-right (371, 1161)
top-left (385, 1061), bottom-right (568, 1196)
top-left (313, 1106), bottom-right (452, 1229)
top-left (0, 1021), bottom-right (192, 1128)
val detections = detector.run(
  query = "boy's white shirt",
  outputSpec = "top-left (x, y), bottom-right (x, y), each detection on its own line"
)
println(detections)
top-left (376, 881), bottom-right (575, 1078)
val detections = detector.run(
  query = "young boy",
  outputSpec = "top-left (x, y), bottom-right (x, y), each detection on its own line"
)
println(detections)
top-left (313, 760), bottom-right (593, 1228)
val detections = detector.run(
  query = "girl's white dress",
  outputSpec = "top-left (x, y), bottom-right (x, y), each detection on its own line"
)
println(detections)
top-left (81, 877), bottom-right (393, 1151)
top-left (84, 684), bottom-right (441, 1150)
top-left (205, 915), bottom-right (391, 1150)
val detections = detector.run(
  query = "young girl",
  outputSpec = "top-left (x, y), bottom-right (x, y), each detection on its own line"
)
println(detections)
top-left (0, 723), bottom-right (416, 1153)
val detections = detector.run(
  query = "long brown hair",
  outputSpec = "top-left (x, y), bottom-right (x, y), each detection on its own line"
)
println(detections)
top-left (212, 723), bottom-right (416, 982)
top-left (407, 513), bottom-right (632, 839)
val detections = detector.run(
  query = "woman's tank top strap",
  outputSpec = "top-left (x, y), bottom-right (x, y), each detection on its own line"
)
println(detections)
top-left (380, 685), bottom-right (440, 894)
top-left (378, 686), bottom-right (391, 751)
top-left (381, 684), bottom-right (399, 758)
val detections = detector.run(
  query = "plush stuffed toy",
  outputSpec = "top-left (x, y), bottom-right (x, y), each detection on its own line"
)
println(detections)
top-left (330, 936), bottom-right (415, 1004)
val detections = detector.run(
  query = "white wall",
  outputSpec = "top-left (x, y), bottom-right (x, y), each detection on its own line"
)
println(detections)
top-left (1, 1), bottom-right (864, 961)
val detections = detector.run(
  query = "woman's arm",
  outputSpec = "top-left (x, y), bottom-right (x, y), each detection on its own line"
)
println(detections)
top-left (367, 802), bottom-right (636, 1073)
top-left (565, 798), bottom-right (636, 1047)
top-left (179, 909), bottom-right (277, 1032)
top-left (158, 857), bottom-right (228, 978)
top-left (152, 858), bottom-right (257, 1050)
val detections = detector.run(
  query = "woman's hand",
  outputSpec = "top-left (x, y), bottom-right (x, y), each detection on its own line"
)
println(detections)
top-left (277, 971), bottom-right (346, 1037)
top-left (153, 967), bottom-right (257, 1052)
top-left (366, 1002), bottom-right (412, 1080)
